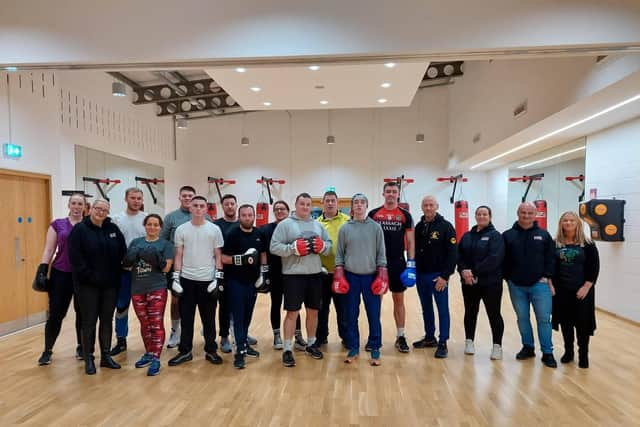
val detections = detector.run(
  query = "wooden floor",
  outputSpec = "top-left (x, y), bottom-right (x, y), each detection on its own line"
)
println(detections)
top-left (1, 278), bottom-right (639, 427)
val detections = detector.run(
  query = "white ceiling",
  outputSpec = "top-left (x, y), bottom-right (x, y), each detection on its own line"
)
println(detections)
top-left (205, 61), bottom-right (429, 110)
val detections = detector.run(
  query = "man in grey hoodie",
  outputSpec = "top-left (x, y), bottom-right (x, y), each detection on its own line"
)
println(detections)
top-left (270, 193), bottom-right (332, 367)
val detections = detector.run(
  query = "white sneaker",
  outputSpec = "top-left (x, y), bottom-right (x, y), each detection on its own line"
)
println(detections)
top-left (273, 334), bottom-right (284, 350)
top-left (167, 327), bottom-right (181, 348)
top-left (490, 344), bottom-right (503, 360)
top-left (464, 339), bottom-right (475, 355)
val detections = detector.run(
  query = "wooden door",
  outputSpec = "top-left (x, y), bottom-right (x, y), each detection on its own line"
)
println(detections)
top-left (0, 170), bottom-right (51, 335)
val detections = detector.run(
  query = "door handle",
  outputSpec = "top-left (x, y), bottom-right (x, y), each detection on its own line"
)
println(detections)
top-left (15, 237), bottom-right (21, 270)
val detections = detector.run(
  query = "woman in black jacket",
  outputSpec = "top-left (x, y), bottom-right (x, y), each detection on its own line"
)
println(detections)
top-left (550, 211), bottom-right (599, 369)
top-left (68, 199), bottom-right (127, 375)
top-left (457, 206), bottom-right (505, 360)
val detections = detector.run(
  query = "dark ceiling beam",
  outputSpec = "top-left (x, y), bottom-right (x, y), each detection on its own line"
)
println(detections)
top-left (107, 71), bottom-right (142, 89)
top-left (423, 61), bottom-right (464, 81)
top-left (131, 77), bottom-right (228, 105)
top-left (155, 93), bottom-right (238, 116)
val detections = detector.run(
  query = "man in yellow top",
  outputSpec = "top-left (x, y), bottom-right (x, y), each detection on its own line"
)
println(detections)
top-left (316, 190), bottom-right (350, 346)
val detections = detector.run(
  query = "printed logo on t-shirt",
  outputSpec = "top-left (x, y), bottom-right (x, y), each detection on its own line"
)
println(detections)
top-left (481, 236), bottom-right (490, 241)
top-left (109, 232), bottom-right (116, 238)
top-left (533, 235), bottom-right (543, 241)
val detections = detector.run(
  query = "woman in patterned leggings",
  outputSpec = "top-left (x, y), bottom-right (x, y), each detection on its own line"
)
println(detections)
top-left (123, 214), bottom-right (174, 376)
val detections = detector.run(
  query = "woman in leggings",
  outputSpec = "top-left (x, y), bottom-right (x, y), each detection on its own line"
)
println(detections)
top-left (259, 201), bottom-right (305, 350)
top-left (123, 214), bottom-right (174, 376)
top-left (37, 193), bottom-right (85, 365)
top-left (457, 205), bottom-right (505, 360)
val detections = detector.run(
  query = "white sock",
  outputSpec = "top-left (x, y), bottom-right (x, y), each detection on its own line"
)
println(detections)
top-left (307, 337), bottom-right (316, 346)
top-left (284, 339), bottom-right (294, 352)
top-left (273, 328), bottom-right (281, 335)
top-left (397, 328), bottom-right (405, 337)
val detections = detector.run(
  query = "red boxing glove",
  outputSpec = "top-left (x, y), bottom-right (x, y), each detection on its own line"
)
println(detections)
top-left (294, 238), bottom-right (311, 256)
top-left (371, 267), bottom-right (389, 295)
top-left (332, 266), bottom-right (350, 294)
top-left (309, 236), bottom-right (325, 254)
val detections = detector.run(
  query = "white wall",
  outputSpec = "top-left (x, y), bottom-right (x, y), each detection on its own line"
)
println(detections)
top-left (0, 71), bottom-right (176, 219)
top-left (176, 87), bottom-right (489, 224)
top-left (3, 0), bottom-right (640, 64)
top-left (74, 146), bottom-right (165, 216)
top-left (485, 167), bottom-right (509, 232)
top-left (506, 157), bottom-right (585, 236)
top-left (585, 117), bottom-right (640, 322)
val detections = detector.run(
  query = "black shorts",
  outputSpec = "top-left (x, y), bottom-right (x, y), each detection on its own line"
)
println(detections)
top-left (283, 274), bottom-right (323, 311)
top-left (388, 261), bottom-right (407, 293)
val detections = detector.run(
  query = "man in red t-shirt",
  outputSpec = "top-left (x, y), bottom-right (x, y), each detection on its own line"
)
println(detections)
top-left (368, 181), bottom-right (415, 353)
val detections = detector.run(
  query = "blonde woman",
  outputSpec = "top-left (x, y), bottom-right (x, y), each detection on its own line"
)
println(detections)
top-left (550, 212), bottom-right (600, 369)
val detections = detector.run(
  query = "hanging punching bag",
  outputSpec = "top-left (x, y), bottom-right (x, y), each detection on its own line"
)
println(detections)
top-left (256, 202), bottom-right (269, 227)
top-left (207, 202), bottom-right (217, 220)
top-left (534, 199), bottom-right (548, 230)
top-left (454, 200), bottom-right (469, 242)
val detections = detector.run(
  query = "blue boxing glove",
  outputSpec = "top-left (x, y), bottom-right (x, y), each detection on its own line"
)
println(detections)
top-left (400, 260), bottom-right (416, 287)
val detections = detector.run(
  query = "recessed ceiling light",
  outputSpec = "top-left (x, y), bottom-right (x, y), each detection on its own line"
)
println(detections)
top-left (250, 87), bottom-right (261, 92)
top-left (320, 100), bottom-right (329, 105)
top-left (263, 101), bottom-right (272, 106)
top-left (235, 67), bottom-right (247, 73)
top-left (309, 65), bottom-right (320, 71)
top-left (378, 98), bottom-right (388, 104)
top-left (381, 82), bottom-right (391, 88)
top-left (384, 62), bottom-right (396, 68)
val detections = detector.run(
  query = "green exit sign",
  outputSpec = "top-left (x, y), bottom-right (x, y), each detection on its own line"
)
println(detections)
top-left (3, 143), bottom-right (22, 159)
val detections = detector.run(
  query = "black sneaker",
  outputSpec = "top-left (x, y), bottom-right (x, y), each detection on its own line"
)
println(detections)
top-left (38, 350), bottom-right (52, 366)
top-left (294, 334), bottom-right (307, 351)
top-left (305, 344), bottom-right (323, 360)
top-left (516, 346), bottom-right (536, 360)
top-left (434, 343), bottom-right (448, 359)
top-left (85, 357), bottom-right (96, 375)
top-left (233, 354), bottom-right (246, 369)
top-left (75, 345), bottom-right (84, 361)
top-left (413, 337), bottom-right (438, 348)
top-left (282, 350), bottom-right (296, 367)
top-left (205, 351), bottom-right (223, 365)
top-left (168, 351), bottom-right (193, 366)
top-left (560, 351), bottom-right (574, 364)
top-left (100, 355), bottom-right (122, 369)
top-left (245, 346), bottom-right (260, 358)
top-left (395, 336), bottom-right (410, 353)
top-left (541, 353), bottom-right (557, 368)
top-left (109, 338), bottom-right (127, 356)
top-left (365, 343), bottom-right (372, 352)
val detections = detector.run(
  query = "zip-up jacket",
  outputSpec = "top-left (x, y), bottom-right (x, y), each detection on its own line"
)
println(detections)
top-left (317, 211), bottom-right (350, 273)
top-left (415, 213), bottom-right (457, 280)
top-left (457, 223), bottom-right (504, 286)
top-left (502, 221), bottom-right (554, 286)
top-left (68, 216), bottom-right (127, 288)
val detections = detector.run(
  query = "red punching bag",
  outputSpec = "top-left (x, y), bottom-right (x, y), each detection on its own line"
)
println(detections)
top-left (454, 200), bottom-right (469, 242)
top-left (207, 202), bottom-right (217, 220)
top-left (256, 202), bottom-right (269, 227)
top-left (534, 199), bottom-right (548, 230)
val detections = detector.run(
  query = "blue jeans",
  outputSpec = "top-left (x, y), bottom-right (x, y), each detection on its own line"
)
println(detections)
top-left (227, 278), bottom-right (257, 355)
top-left (115, 271), bottom-right (132, 338)
top-left (508, 281), bottom-right (553, 354)
top-left (416, 272), bottom-right (450, 343)
top-left (344, 272), bottom-right (382, 352)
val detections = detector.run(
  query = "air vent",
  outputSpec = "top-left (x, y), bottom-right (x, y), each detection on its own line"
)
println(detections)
top-left (472, 133), bottom-right (481, 144)
top-left (513, 100), bottom-right (528, 119)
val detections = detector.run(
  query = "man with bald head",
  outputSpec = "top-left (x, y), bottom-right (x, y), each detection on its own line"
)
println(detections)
top-left (413, 196), bottom-right (457, 358)
top-left (503, 202), bottom-right (556, 368)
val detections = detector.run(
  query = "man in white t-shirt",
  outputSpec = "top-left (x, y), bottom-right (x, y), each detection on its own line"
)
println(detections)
top-left (168, 196), bottom-right (225, 366)
top-left (110, 187), bottom-right (147, 356)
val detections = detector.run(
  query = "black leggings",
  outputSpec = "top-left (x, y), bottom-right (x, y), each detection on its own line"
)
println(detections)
top-left (560, 322), bottom-right (590, 354)
top-left (461, 283), bottom-right (504, 345)
top-left (270, 277), bottom-right (301, 331)
top-left (75, 284), bottom-right (118, 358)
top-left (45, 268), bottom-right (82, 351)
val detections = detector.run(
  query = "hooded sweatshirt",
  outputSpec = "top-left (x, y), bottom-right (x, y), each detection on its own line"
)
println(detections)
top-left (270, 212), bottom-right (332, 275)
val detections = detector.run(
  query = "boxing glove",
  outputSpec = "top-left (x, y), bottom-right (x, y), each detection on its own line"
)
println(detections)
top-left (332, 266), bottom-right (350, 294)
top-left (122, 246), bottom-right (141, 268)
top-left (309, 236), bottom-right (325, 254)
top-left (171, 271), bottom-right (183, 297)
top-left (400, 260), bottom-right (417, 288)
top-left (32, 263), bottom-right (49, 292)
top-left (207, 270), bottom-right (225, 298)
top-left (233, 248), bottom-right (259, 266)
top-left (255, 265), bottom-right (271, 293)
top-left (140, 245), bottom-right (163, 268)
top-left (371, 267), bottom-right (389, 296)
top-left (293, 238), bottom-right (312, 256)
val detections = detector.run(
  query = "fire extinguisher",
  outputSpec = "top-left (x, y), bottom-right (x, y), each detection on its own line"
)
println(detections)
top-left (437, 174), bottom-right (469, 242)
top-left (534, 199), bottom-right (548, 230)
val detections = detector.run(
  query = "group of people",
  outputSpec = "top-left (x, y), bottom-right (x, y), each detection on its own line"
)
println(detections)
top-left (34, 181), bottom-right (599, 375)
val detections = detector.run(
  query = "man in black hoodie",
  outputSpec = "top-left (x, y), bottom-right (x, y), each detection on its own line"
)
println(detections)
top-left (413, 196), bottom-right (457, 359)
top-left (68, 199), bottom-right (127, 375)
top-left (503, 202), bottom-right (557, 368)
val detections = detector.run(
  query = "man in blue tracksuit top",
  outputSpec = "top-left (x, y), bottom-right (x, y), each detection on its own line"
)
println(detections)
top-left (413, 196), bottom-right (457, 359)
top-left (503, 202), bottom-right (557, 368)
top-left (333, 193), bottom-right (387, 366)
